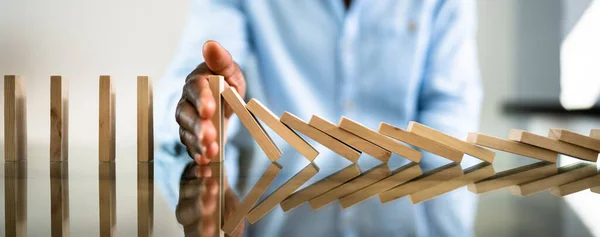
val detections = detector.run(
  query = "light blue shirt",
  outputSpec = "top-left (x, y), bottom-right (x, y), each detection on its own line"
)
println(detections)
top-left (155, 0), bottom-right (483, 236)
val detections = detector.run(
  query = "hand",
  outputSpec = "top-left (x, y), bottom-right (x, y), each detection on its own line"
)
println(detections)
top-left (176, 40), bottom-right (246, 164)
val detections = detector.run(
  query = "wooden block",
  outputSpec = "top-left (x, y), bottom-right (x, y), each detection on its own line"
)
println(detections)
top-left (137, 76), bottom-right (154, 162)
top-left (4, 75), bottom-right (27, 161)
top-left (509, 129), bottom-right (598, 162)
top-left (280, 112), bottom-right (360, 162)
top-left (99, 76), bottom-right (116, 162)
top-left (591, 129), bottom-right (599, 139)
top-left (50, 76), bottom-right (68, 162)
top-left (309, 115), bottom-right (391, 162)
top-left (467, 162), bottom-right (557, 194)
top-left (308, 164), bottom-right (390, 210)
top-left (339, 117), bottom-right (421, 163)
top-left (407, 122), bottom-right (495, 163)
top-left (509, 163), bottom-right (597, 196)
top-left (379, 122), bottom-right (463, 162)
top-left (50, 162), bottom-right (69, 237)
top-left (247, 163), bottom-right (319, 224)
top-left (548, 129), bottom-right (600, 152)
top-left (137, 162), bottom-right (154, 237)
top-left (379, 163), bottom-right (463, 203)
top-left (99, 162), bottom-right (117, 237)
top-left (222, 162), bottom-right (282, 235)
top-left (247, 99), bottom-right (319, 161)
top-left (409, 162), bottom-right (495, 204)
top-left (222, 88), bottom-right (282, 161)
top-left (280, 164), bottom-right (361, 212)
top-left (592, 186), bottom-right (600, 194)
top-left (467, 133), bottom-right (558, 163)
top-left (4, 161), bottom-right (27, 237)
top-left (549, 174), bottom-right (600, 197)
top-left (208, 75), bottom-right (225, 162)
top-left (339, 163), bottom-right (422, 209)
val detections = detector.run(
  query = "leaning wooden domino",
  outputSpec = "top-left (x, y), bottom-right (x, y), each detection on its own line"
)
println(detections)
top-left (99, 76), bottom-right (116, 162)
top-left (509, 129), bottom-right (598, 162)
top-left (467, 133), bottom-right (558, 163)
top-left (4, 75), bottom-right (27, 161)
top-left (247, 99), bottom-right (319, 161)
top-left (508, 162), bottom-right (597, 196)
top-left (548, 129), bottom-right (600, 152)
top-left (339, 117), bottom-right (422, 163)
top-left (549, 173), bottom-right (600, 197)
top-left (407, 122), bottom-right (495, 163)
top-left (208, 75), bottom-right (225, 162)
top-left (592, 185), bottom-right (600, 194)
top-left (137, 76), bottom-right (153, 162)
top-left (591, 129), bottom-right (600, 139)
top-left (467, 161), bottom-right (557, 194)
top-left (222, 87), bottom-right (282, 161)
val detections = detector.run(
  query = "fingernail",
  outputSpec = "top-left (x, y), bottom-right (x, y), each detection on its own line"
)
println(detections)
top-left (201, 146), bottom-right (207, 156)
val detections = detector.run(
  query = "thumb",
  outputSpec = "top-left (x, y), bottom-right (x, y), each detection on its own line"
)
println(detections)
top-left (202, 40), bottom-right (236, 78)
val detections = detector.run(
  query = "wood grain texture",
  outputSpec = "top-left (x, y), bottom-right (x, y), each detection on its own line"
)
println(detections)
top-left (50, 76), bottom-right (69, 162)
top-left (4, 161), bottom-right (27, 237)
top-left (281, 112), bottom-right (360, 162)
top-left (509, 129), bottom-right (598, 162)
top-left (379, 122), bottom-right (463, 162)
top-left (308, 164), bottom-right (390, 210)
top-left (339, 117), bottom-right (421, 163)
top-left (247, 163), bottom-right (319, 224)
top-left (280, 164), bottom-right (361, 212)
top-left (137, 162), bottom-right (154, 237)
top-left (137, 76), bottom-right (154, 162)
top-left (247, 99), bottom-right (319, 161)
top-left (379, 163), bottom-right (463, 203)
top-left (208, 76), bottom-right (225, 162)
top-left (4, 75), bottom-right (27, 161)
top-left (339, 163), bottom-right (422, 209)
top-left (467, 133), bottom-right (557, 163)
top-left (407, 122), bottom-right (494, 162)
top-left (509, 163), bottom-right (597, 196)
top-left (99, 76), bottom-right (116, 162)
top-left (549, 173), bottom-right (600, 197)
top-left (309, 115), bottom-right (390, 162)
top-left (548, 129), bottom-right (600, 152)
top-left (50, 162), bottom-right (69, 237)
top-left (467, 162), bottom-right (557, 194)
top-left (222, 88), bottom-right (282, 161)
top-left (591, 129), bottom-right (599, 139)
top-left (222, 162), bottom-right (282, 235)
top-left (409, 162), bottom-right (495, 204)
top-left (99, 162), bottom-right (117, 237)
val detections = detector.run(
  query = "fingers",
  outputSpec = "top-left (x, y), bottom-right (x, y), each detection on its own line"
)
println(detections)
top-left (176, 100), bottom-right (218, 163)
top-left (202, 40), bottom-right (246, 104)
top-left (182, 76), bottom-right (216, 119)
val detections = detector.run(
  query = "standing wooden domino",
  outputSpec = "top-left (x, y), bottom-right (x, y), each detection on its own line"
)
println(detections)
top-left (208, 75), bottom-right (225, 162)
top-left (467, 133), bottom-right (558, 163)
top-left (548, 129), bottom-right (600, 152)
top-left (99, 76), bottom-right (116, 162)
top-left (50, 76), bottom-right (68, 161)
top-left (467, 162), bottom-right (557, 194)
top-left (4, 75), bottom-right (27, 161)
top-left (509, 129), bottom-right (598, 162)
top-left (508, 162), bottom-right (597, 196)
top-left (137, 76), bottom-right (153, 162)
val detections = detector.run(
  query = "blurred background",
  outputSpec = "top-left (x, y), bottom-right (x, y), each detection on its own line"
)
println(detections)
top-left (0, 0), bottom-right (599, 236)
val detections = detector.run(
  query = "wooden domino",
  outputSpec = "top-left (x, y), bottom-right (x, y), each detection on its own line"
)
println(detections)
top-left (50, 162), bottom-right (69, 237)
top-left (280, 164), bottom-right (361, 212)
top-left (549, 173), bottom-right (600, 197)
top-left (548, 129), bottom-right (600, 152)
top-left (407, 122), bottom-right (495, 163)
top-left (508, 162), bottom-right (597, 196)
top-left (208, 75), bottom-right (225, 162)
top-left (247, 163), bottom-right (319, 224)
top-left (137, 162), bottom-right (154, 237)
top-left (339, 117), bottom-right (422, 163)
top-left (308, 164), bottom-right (390, 210)
top-left (4, 75), bottom-right (27, 161)
top-left (137, 76), bottom-right (154, 162)
top-left (99, 162), bottom-right (117, 236)
top-left (379, 163), bottom-right (463, 203)
top-left (591, 129), bottom-right (600, 139)
top-left (509, 129), bottom-right (598, 162)
top-left (50, 76), bottom-right (69, 162)
top-left (379, 122), bottom-right (463, 162)
top-left (222, 162), bottom-right (282, 235)
top-left (309, 115), bottom-right (391, 162)
top-left (222, 88), bottom-right (282, 161)
top-left (592, 185), bottom-right (600, 194)
top-left (99, 76), bottom-right (116, 162)
top-left (247, 99), bottom-right (319, 161)
top-left (281, 112), bottom-right (361, 162)
top-left (409, 162), bottom-right (495, 204)
top-left (467, 133), bottom-right (558, 163)
top-left (339, 163), bottom-right (422, 209)
top-left (4, 161), bottom-right (27, 237)
top-left (467, 162), bottom-right (557, 194)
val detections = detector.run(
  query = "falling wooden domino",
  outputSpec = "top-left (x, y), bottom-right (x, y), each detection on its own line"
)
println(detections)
top-left (137, 76), bottom-right (154, 162)
top-left (409, 162), bottom-right (495, 204)
top-left (4, 161), bottom-right (27, 237)
top-left (308, 164), bottom-right (390, 210)
top-left (222, 162), bottom-right (282, 235)
top-left (50, 161), bottom-right (69, 237)
top-left (222, 88), bottom-right (282, 161)
top-left (591, 129), bottom-right (600, 139)
top-left (508, 129), bottom-right (598, 162)
top-left (379, 122), bottom-right (463, 162)
top-left (508, 162), bottom-right (597, 196)
top-left (208, 75), bottom-right (225, 162)
top-left (50, 76), bottom-right (68, 162)
top-left (548, 129), bottom-right (600, 152)
top-left (467, 162), bottom-right (557, 194)
top-left (137, 162), bottom-right (154, 237)
top-left (280, 112), bottom-right (360, 162)
top-left (99, 76), bottom-right (116, 162)
top-left (549, 173), bottom-right (600, 197)
top-left (379, 163), bottom-right (463, 203)
top-left (4, 75), bottom-right (27, 161)
top-left (592, 185), bottom-right (600, 194)
top-left (309, 115), bottom-right (391, 162)
top-left (339, 117), bottom-right (422, 163)
top-left (280, 164), bottom-right (361, 212)
top-left (407, 122), bottom-right (495, 163)
top-left (467, 133), bottom-right (558, 163)
top-left (339, 163), bottom-right (422, 209)
top-left (247, 99), bottom-right (319, 161)
top-left (247, 163), bottom-right (319, 224)
top-left (99, 162), bottom-right (117, 236)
